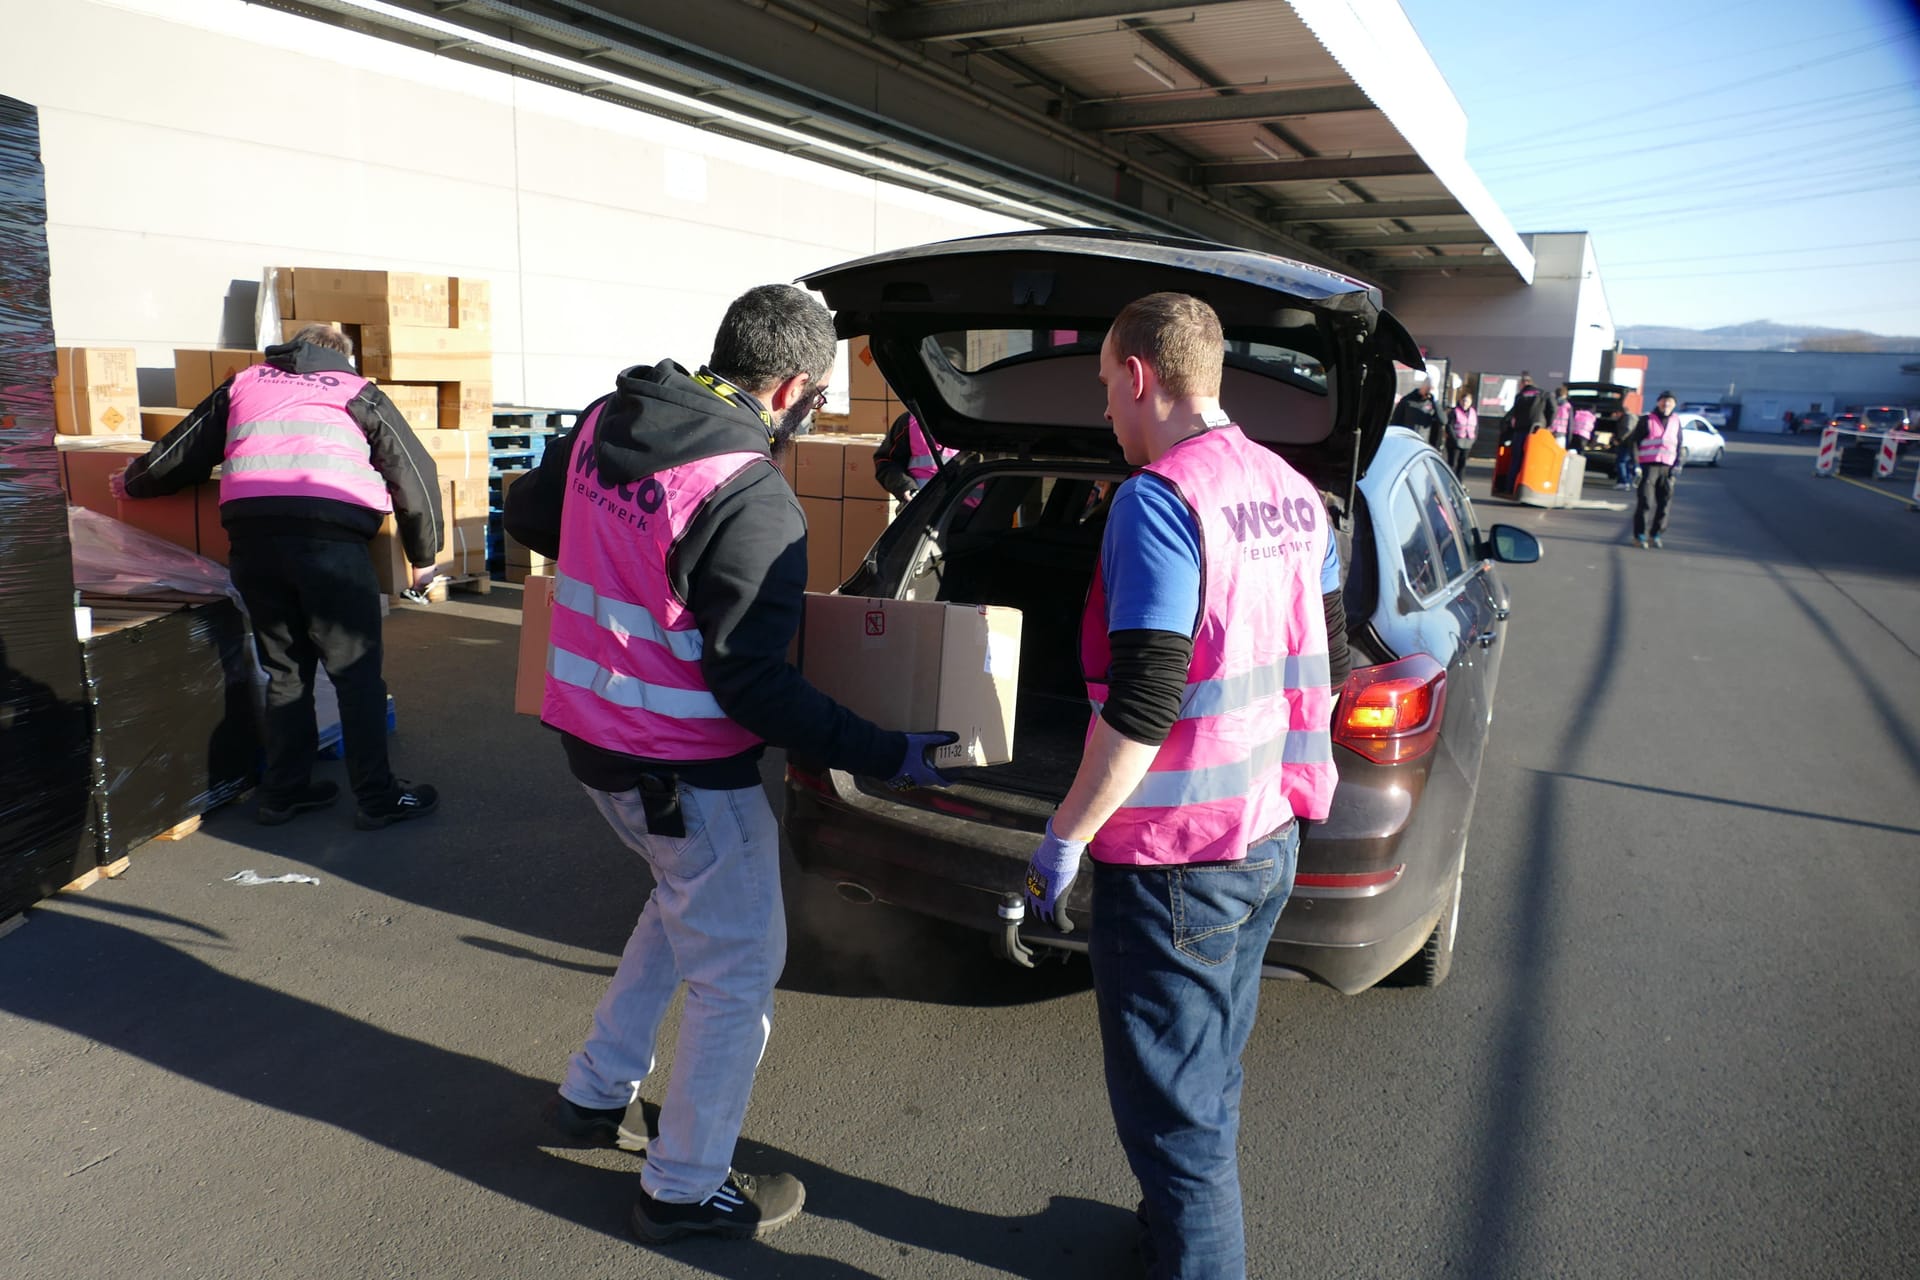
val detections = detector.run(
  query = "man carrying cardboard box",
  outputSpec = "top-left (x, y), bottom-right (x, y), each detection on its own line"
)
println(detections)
top-left (1019, 294), bottom-right (1350, 1280)
top-left (114, 324), bottom-right (443, 831)
top-left (505, 284), bottom-right (955, 1246)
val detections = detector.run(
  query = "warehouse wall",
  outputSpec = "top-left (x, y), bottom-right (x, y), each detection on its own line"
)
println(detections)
top-left (1387, 232), bottom-right (1614, 387)
top-left (1633, 348), bottom-right (1920, 431)
top-left (1, 0), bottom-right (1034, 411)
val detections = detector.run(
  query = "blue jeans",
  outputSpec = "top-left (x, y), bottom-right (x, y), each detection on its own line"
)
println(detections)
top-left (1088, 824), bottom-right (1300, 1280)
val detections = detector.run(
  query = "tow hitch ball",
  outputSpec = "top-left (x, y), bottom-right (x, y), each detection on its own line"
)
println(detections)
top-left (995, 893), bottom-right (1036, 968)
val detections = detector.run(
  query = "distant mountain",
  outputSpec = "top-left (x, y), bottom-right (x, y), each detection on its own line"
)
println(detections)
top-left (1621, 322), bottom-right (1920, 353)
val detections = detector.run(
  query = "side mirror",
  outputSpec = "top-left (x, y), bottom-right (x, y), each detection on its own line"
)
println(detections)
top-left (1484, 524), bottom-right (1541, 564)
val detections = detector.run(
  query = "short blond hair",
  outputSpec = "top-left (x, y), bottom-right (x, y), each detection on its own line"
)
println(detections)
top-left (1107, 293), bottom-right (1224, 399)
top-left (292, 323), bottom-right (353, 358)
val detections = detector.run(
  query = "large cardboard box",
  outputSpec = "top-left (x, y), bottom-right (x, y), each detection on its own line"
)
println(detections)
top-left (289, 268), bottom-right (451, 327)
top-left (839, 495), bottom-right (900, 578)
top-left (55, 346), bottom-right (140, 436)
top-left (450, 277), bottom-right (491, 331)
top-left (173, 348), bottom-right (263, 408)
top-left (515, 574), bottom-right (555, 715)
top-left (438, 380), bottom-right (492, 431)
top-left (797, 495), bottom-right (842, 592)
top-left (839, 433), bottom-right (890, 500)
top-left (848, 336), bottom-right (891, 402)
top-left (793, 435), bottom-right (843, 499)
top-left (114, 490), bottom-right (199, 556)
top-left (140, 408), bottom-right (190, 442)
top-left (800, 595), bottom-right (1020, 768)
top-left (419, 427), bottom-right (488, 482)
top-left (58, 438), bottom-right (148, 513)
top-left (359, 324), bottom-right (491, 382)
top-left (380, 383), bottom-right (440, 436)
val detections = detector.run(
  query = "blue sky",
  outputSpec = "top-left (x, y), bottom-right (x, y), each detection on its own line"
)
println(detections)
top-left (1399, 0), bottom-right (1920, 336)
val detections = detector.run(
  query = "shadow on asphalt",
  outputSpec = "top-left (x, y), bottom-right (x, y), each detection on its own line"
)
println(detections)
top-left (0, 905), bottom-right (1131, 1278)
top-left (1531, 769), bottom-right (1920, 840)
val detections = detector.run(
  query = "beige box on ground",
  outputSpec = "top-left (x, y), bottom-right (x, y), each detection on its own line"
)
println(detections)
top-left (515, 574), bottom-right (556, 715)
top-left (839, 495), bottom-right (900, 578)
top-left (800, 595), bottom-right (1020, 768)
top-left (797, 495), bottom-right (842, 592)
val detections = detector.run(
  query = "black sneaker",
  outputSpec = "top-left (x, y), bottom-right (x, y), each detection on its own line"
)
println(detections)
top-left (354, 781), bottom-right (439, 830)
top-left (541, 1094), bottom-right (652, 1153)
top-left (257, 781), bottom-right (339, 826)
top-left (631, 1169), bottom-right (805, 1243)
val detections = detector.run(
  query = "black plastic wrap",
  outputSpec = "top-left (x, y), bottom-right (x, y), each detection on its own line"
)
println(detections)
top-left (0, 95), bottom-right (92, 918)
top-left (82, 601), bottom-right (259, 860)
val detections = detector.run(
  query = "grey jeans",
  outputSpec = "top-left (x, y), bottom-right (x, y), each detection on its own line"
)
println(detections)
top-left (560, 781), bottom-right (786, 1203)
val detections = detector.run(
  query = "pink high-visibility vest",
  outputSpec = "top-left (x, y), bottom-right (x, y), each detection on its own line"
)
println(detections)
top-left (1570, 408), bottom-right (1596, 440)
top-left (905, 414), bottom-right (956, 484)
top-left (541, 403), bottom-right (769, 762)
top-left (1449, 406), bottom-right (1478, 444)
top-left (1080, 425), bottom-right (1336, 867)
top-left (1638, 411), bottom-right (1682, 465)
top-left (220, 364), bottom-right (391, 512)
top-left (1550, 400), bottom-right (1571, 438)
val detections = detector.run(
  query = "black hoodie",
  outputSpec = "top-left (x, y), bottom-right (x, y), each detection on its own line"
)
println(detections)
top-left (122, 340), bottom-right (442, 565)
top-left (504, 359), bottom-right (907, 791)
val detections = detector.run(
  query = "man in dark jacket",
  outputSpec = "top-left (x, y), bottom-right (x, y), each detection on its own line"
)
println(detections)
top-left (505, 284), bottom-right (954, 1245)
top-left (115, 324), bottom-right (442, 829)
top-left (871, 410), bottom-right (922, 501)
top-left (1389, 377), bottom-right (1442, 445)
top-left (1501, 372), bottom-right (1551, 448)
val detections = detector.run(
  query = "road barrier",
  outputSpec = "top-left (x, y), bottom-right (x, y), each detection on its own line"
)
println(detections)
top-left (1814, 426), bottom-right (1839, 476)
top-left (1874, 430), bottom-right (1917, 479)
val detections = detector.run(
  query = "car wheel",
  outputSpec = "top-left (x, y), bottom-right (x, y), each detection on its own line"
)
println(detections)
top-left (1390, 867), bottom-right (1461, 988)
top-left (1710, 446), bottom-right (1722, 467)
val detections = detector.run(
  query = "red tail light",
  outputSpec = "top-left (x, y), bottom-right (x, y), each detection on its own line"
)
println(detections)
top-left (1332, 654), bottom-right (1447, 764)
top-left (786, 763), bottom-right (833, 796)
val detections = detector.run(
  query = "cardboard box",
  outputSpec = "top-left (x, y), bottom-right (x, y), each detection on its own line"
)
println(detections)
top-left (55, 384), bottom-right (140, 436)
top-left (448, 477), bottom-right (490, 521)
top-left (840, 433), bottom-right (889, 500)
top-left (197, 489), bottom-right (229, 565)
top-left (774, 441), bottom-right (798, 490)
top-left (368, 519), bottom-right (412, 595)
top-left (794, 436), bottom-right (843, 499)
top-left (57, 346), bottom-right (136, 390)
top-left (438, 380), bottom-right (492, 431)
top-left (504, 561), bottom-right (550, 583)
top-left (515, 573), bottom-right (555, 715)
top-left (57, 439), bottom-right (149, 513)
top-left (289, 268), bottom-right (451, 327)
top-left (797, 495), bottom-right (842, 592)
top-left (114, 491), bottom-right (200, 556)
top-left (450, 277), bottom-right (491, 330)
top-left (380, 383), bottom-right (440, 436)
top-left (419, 428), bottom-right (488, 483)
top-left (800, 595), bottom-right (1020, 768)
top-left (449, 516), bottom-right (488, 576)
top-left (359, 324), bottom-right (491, 382)
top-left (173, 348), bottom-right (262, 408)
top-left (140, 408), bottom-right (191, 442)
top-left (848, 336), bottom-right (891, 402)
top-left (839, 496), bottom-right (900, 578)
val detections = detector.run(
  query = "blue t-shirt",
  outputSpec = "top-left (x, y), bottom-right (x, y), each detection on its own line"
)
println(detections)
top-left (1101, 473), bottom-right (1341, 635)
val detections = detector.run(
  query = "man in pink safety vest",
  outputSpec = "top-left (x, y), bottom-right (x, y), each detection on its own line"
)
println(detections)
top-left (116, 324), bottom-right (442, 830)
top-left (1629, 390), bottom-right (1683, 548)
top-left (504, 284), bottom-right (955, 1246)
top-left (1021, 293), bottom-right (1350, 1280)
top-left (872, 410), bottom-right (954, 500)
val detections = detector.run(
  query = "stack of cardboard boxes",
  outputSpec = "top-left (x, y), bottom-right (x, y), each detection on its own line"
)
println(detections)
top-left (54, 347), bottom-right (141, 437)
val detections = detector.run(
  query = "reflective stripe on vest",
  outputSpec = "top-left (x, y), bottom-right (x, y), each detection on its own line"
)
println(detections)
top-left (539, 400), bottom-right (769, 762)
top-left (1080, 425), bottom-right (1337, 867)
top-left (905, 414), bottom-right (953, 483)
top-left (219, 364), bottom-right (389, 511)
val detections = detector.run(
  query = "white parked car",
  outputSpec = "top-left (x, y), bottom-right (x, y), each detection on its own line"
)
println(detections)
top-left (1676, 413), bottom-right (1726, 466)
top-left (1679, 401), bottom-right (1730, 430)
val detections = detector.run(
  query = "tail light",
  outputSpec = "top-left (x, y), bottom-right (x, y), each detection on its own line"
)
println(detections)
top-left (1332, 654), bottom-right (1447, 765)
top-left (786, 763), bottom-right (833, 796)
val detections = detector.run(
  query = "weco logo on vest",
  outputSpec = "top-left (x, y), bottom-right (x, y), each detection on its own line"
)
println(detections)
top-left (573, 440), bottom-right (665, 532)
top-left (1222, 497), bottom-right (1317, 562)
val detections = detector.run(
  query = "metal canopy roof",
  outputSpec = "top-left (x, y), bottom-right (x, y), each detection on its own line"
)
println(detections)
top-left (260, 0), bottom-right (1532, 286)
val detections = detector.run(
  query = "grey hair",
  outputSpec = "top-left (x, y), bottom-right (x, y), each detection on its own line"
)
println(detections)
top-left (292, 323), bottom-right (353, 358)
top-left (708, 284), bottom-right (836, 394)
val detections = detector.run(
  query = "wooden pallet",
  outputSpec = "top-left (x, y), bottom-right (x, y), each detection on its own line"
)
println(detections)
top-left (59, 856), bottom-right (131, 896)
top-left (421, 573), bottom-right (491, 603)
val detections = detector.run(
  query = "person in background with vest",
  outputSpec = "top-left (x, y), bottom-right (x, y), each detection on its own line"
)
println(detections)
top-left (113, 323), bottom-right (442, 829)
top-left (1390, 375), bottom-right (1441, 446)
top-left (1629, 390), bottom-right (1683, 548)
top-left (1021, 293), bottom-right (1349, 1280)
top-left (1501, 372), bottom-right (1550, 451)
top-left (1610, 402), bottom-right (1640, 489)
top-left (1550, 384), bottom-right (1572, 443)
top-left (503, 284), bottom-right (955, 1246)
top-left (1568, 401), bottom-right (1597, 455)
top-left (1444, 387), bottom-right (1478, 479)
top-left (872, 409), bottom-right (953, 501)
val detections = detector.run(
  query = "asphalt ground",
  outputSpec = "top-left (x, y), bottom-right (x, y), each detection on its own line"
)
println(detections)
top-left (4, 435), bottom-right (1916, 1279)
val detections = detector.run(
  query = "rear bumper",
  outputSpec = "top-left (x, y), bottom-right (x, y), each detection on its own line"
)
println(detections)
top-left (783, 766), bottom-right (1454, 993)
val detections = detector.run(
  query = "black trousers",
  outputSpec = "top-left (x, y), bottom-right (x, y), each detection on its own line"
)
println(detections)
top-left (1444, 437), bottom-right (1472, 480)
top-left (229, 534), bottom-right (394, 803)
top-left (1634, 464), bottom-right (1675, 538)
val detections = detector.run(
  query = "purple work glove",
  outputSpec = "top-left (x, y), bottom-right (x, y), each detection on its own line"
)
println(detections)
top-left (1024, 818), bottom-right (1088, 931)
top-left (889, 731), bottom-right (958, 791)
